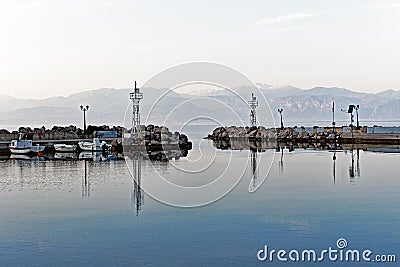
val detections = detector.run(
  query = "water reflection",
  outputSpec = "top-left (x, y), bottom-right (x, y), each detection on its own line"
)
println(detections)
top-left (1, 149), bottom-right (189, 215)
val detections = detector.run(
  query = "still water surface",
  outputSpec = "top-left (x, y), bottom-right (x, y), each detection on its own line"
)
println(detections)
top-left (0, 130), bottom-right (399, 266)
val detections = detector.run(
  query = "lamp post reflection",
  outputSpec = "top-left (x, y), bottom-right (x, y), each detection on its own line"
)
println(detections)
top-left (82, 160), bottom-right (90, 198)
top-left (275, 144), bottom-right (284, 174)
top-left (332, 151), bottom-right (336, 186)
top-left (279, 146), bottom-right (284, 174)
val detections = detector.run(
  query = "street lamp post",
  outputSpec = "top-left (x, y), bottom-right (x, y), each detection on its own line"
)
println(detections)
top-left (80, 105), bottom-right (89, 137)
top-left (278, 108), bottom-right (284, 130)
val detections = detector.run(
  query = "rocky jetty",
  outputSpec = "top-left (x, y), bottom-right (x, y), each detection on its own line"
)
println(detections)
top-left (275, 127), bottom-right (335, 142)
top-left (207, 125), bottom-right (343, 143)
top-left (123, 125), bottom-right (191, 149)
top-left (207, 126), bottom-right (276, 140)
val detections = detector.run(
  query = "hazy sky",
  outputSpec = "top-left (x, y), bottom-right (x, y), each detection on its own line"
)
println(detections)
top-left (0, 0), bottom-right (399, 98)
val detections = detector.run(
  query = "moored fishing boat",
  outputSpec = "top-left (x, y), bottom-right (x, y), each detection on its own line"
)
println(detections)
top-left (9, 133), bottom-right (45, 154)
top-left (78, 138), bottom-right (111, 151)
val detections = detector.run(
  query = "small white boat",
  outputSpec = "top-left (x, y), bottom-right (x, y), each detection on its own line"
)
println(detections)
top-left (9, 133), bottom-right (45, 154)
top-left (54, 144), bottom-right (77, 152)
top-left (78, 138), bottom-right (110, 152)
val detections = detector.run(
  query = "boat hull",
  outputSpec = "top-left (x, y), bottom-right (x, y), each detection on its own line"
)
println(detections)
top-left (54, 144), bottom-right (77, 152)
top-left (78, 139), bottom-right (110, 152)
top-left (9, 147), bottom-right (32, 154)
top-left (79, 143), bottom-right (103, 151)
top-left (9, 145), bottom-right (45, 154)
top-left (31, 145), bottom-right (46, 153)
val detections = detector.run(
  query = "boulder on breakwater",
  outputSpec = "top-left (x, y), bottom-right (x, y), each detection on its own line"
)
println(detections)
top-left (207, 126), bottom-right (276, 140)
top-left (123, 124), bottom-right (191, 149)
top-left (207, 125), bottom-right (346, 143)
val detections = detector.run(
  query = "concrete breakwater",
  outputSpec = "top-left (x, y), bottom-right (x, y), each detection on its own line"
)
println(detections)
top-left (207, 125), bottom-right (400, 145)
top-left (0, 124), bottom-right (192, 155)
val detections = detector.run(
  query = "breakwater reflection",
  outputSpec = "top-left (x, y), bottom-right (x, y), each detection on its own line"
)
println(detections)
top-left (212, 138), bottom-right (400, 186)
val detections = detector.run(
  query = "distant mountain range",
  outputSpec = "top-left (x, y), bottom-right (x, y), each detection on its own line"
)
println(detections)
top-left (1, 84), bottom-right (399, 131)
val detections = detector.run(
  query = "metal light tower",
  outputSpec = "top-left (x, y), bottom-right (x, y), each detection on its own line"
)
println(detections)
top-left (248, 93), bottom-right (258, 127)
top-left (129, 81), bottom-right (143, 135)
top-left (332, 101), bottom-right (336, 140)
top-left (341, 104), bottom-right (360, 128)
top-left (80, 105), bottom-right (89, 137)
top-left (278, 108), bottom-right (284, 130)
top-left (354, 105), bottom-right (360, 128)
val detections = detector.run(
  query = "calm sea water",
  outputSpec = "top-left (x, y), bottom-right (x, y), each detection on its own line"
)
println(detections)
top-left (0, 126), bottom-right (399, 266)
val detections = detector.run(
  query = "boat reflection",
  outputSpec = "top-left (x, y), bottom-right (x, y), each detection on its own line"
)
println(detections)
top-left (55, 152), bottom-right (78, 161)
top-left (212, 139), bottom-right (273, 152)
top-left (10, 154), bottom-right (45, 161)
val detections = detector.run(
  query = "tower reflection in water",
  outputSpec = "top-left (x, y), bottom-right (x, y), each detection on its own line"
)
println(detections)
top-left (348, 146), bottom-right (361, 185)
top-left (125, 149), bottom-right (189, 215)
top-left (130, 152), bottom-right (144, 216)
top-left (250, 148), bottom-right (258, 190)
